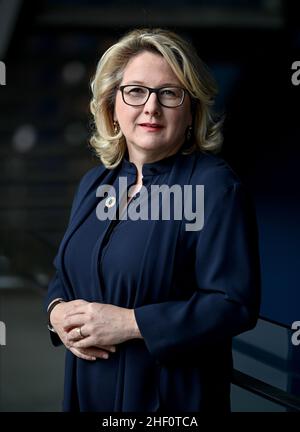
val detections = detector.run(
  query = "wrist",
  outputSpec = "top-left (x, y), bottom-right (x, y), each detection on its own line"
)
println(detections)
top-left (47, 298), bottom-right (65, 332)
top-left (127, 309), bottom-right (142, 340)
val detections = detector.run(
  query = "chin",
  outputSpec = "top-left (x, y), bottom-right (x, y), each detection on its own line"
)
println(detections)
top-left (136, 140), bottom-right (167, 152)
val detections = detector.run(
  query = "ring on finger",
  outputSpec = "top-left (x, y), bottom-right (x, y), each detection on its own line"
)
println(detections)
top-left (76, 327), bottom-right (84, 339)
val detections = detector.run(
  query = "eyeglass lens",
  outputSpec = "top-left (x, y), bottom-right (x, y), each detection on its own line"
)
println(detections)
top-left (122, 86), bottom-right (184, 107)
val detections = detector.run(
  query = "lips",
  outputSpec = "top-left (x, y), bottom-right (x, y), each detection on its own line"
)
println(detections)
top-left (139, 123), bottom-right (163, 129)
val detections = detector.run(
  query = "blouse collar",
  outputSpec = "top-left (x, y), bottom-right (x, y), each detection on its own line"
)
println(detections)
top-left (120, 141), bottom-right (191, 177)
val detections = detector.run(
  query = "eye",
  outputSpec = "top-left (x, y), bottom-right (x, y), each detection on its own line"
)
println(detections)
top-left (126, 86), bottom-right (146, 95)
top-left (160, 88), bottom-right (178, 97)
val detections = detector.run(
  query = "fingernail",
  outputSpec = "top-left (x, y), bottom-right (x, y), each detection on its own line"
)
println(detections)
top-left (102, 353), bottom-right (109, 359)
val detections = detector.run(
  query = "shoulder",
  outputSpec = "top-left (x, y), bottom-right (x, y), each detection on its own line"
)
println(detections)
top-left (190, 152), bottom-right (257, 223)
top-left (69, 162), bottom-right (109, 219)
top-left (188, 151), bottom-right (255, 214)
top-left (190, 151), bottom-right (242, 192)
top-left (76, 163), bottom-right (108, 196)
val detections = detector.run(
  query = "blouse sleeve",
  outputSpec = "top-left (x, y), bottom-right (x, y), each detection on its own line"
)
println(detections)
top-left (45, 185), bottom-right (80, 305)
top-left (44, 186), bottom-right (81, 346)
top-left (134, 182), bottom-right (261, 363)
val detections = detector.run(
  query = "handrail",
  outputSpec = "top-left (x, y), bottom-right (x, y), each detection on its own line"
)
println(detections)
top-left (259, 315), bottom-right (291, 330)
top-left (232, 369), bottom-right (300, 412)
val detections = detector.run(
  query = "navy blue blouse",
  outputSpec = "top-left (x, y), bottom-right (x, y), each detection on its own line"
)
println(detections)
top-left (46, 145), bottom-right (261, 412)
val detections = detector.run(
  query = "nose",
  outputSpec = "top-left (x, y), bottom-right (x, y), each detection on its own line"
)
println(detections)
top-left (143, 92), bottom-right (161, 116)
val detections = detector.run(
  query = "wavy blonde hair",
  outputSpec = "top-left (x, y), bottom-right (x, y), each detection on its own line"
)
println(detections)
top-left (90, 28), bottom-right (223, 168)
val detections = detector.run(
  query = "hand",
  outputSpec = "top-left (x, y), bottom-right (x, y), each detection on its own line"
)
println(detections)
top-left (63, 302), bottom-right (142, 350)
top-left (50, 300), bottom-right (117, 361)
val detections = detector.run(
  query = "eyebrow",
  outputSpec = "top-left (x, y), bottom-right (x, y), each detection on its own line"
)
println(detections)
top-left (123, 81), bottom-right (180, 87)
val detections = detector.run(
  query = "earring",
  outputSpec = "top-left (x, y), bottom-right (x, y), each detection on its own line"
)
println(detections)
top-left (187, 126), bottom-right (192, 141)
top-left (113, 120), bottom-right (119, 134)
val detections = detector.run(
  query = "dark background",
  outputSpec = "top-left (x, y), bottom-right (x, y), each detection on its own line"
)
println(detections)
top-left (0, 0), bottom-right (299, 412)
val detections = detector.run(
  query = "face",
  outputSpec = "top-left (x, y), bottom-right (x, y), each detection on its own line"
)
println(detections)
top-left (114, 51), bottom-right (192, 159)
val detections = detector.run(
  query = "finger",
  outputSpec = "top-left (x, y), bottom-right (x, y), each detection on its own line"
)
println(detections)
top-left (101, 345), bottom-right (116, 353)
top-left (67, 327), bottom-right (86, 342)
top-left (70, 347), bottom-right (96, 361)
top-left (63, 300), bottom-right (88, 316)
top-left (78, 347), bottom-right (110, 360)
top-left (63, 316), bottom-right (85, 331)
top-left (63, 312), bottom-right (88, 328)
top-left (72, 336), bottom-right (96, 349)
top-left (64, 310), bottom-right (86, 320)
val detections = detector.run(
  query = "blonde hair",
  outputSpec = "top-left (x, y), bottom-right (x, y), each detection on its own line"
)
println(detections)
top-left (90, 28), bottom-right (223, 168)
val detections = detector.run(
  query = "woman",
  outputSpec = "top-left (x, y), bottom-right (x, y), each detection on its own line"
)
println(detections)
top-left (46, 28), bottom-right (261, 412)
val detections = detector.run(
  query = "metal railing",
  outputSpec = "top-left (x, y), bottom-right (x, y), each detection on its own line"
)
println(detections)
top-left (232, 368), bottom-right (300, 411)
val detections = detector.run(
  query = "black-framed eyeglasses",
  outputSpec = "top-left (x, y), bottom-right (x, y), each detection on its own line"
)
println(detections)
top-left (119, 85), bottom-right (186, 108)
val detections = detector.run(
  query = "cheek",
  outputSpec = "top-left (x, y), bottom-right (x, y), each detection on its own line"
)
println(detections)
top-left (118, 113), bottom-right (137, 132)
top-left (115, 99), bottom-right (138, 127)
top-left (114, 95), bottom-right (123, 121)
top-left (179, 101), bottom-right (192, 127)
top-left (167, 111), bottom-right (190, 135)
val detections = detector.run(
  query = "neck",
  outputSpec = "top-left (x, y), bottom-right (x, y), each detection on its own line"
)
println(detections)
top-left (126, 142), bottom-right (183, 182)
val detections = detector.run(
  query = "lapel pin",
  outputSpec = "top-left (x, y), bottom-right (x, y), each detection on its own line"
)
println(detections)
top-left (105, 196), bottom-right (116, 208)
